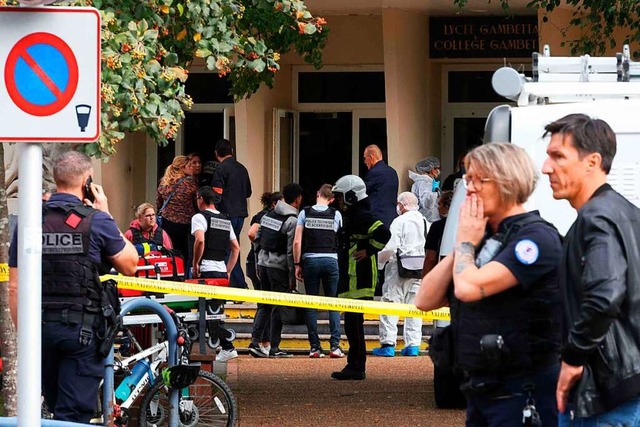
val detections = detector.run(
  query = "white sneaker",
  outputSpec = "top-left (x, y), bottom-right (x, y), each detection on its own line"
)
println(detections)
top-left (217, 349), bottom-right (238, 363)
top-left (260, 344), bottom-right (271, 356)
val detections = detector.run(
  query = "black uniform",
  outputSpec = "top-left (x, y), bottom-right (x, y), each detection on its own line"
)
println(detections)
top-left (454, 211), bottom-right (563, 426)
top-left (9, 193), bottom-right (126, 423)
top-left (334, 199), bottom-right (390, 377)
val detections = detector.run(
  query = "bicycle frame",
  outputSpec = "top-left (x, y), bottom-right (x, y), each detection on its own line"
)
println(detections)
top-left (104, 298), bottom-right (179, 426)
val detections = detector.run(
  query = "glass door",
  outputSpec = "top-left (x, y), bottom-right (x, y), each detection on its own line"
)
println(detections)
top-left (442, 106), bottom-right (494, 175)
top-left (353, 109), bottom-right (387, 178)
top-left (272, 109), bottom-right (299, 192)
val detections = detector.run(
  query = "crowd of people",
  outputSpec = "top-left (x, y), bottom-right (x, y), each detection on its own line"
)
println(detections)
top-left (11, 114), bottom-right (640, 425)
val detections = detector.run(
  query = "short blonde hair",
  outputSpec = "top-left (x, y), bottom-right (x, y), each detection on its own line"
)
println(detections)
top-left (464, 143), bottom-right (538, 206)
top-left (136, 202), bottom-right (155, 218)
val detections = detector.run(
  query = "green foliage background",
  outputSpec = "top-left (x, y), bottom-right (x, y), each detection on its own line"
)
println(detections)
top-left (1, 0), bottom-right (327, 158)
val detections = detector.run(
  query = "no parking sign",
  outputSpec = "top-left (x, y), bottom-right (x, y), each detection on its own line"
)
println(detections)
top-left (0, 7), bottom-right (100, 142)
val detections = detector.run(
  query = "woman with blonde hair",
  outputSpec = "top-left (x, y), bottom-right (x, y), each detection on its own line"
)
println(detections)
top-left (416, 143), bottom-right (563, 425)
top-left (156, 155), bottom-right (198, 257)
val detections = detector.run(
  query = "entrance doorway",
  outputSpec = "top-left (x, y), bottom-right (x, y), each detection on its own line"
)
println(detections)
top-left (299, 112), bottom-right (352, 205)
top-left (440, 106), bottom-right (493, 175)
top-left (293, 110), bottom-right (387, 206)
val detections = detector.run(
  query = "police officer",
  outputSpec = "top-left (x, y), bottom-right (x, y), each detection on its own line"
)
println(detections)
top-left (254, 183), bottom-right (303, 358)
top-left (293, 184), bottom-right (345, 359)
top-left (331, 175), bottom-right (391, 380)
top-left (416, 143), bottom-right (563, 425)
top-left (191, 186), bottom-right (240, 362)
top-left (9, 150), bottom-right (138, 423)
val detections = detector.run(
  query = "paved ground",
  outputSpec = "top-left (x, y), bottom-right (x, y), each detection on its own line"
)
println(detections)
top-left (225, 354), bottom-right (466, 427)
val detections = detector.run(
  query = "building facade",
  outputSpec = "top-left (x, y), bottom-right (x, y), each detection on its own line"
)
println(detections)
top-left (94, 1), bottom-right (622, 254)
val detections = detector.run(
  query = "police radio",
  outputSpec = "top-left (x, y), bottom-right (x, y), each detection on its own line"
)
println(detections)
top-left (84, 176), bottom-right (95, 203)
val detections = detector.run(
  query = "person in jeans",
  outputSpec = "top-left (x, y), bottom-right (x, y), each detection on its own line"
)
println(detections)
top-left (191, 186), bottom-right (240, 362)
top-left (293, 184), bottom-right (345, 359)
top-left (253, 183), bottom-right (303, 358)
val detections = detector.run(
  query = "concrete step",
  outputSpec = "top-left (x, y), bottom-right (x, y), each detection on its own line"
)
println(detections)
top-left (220, 303), bottom-right (434, 353)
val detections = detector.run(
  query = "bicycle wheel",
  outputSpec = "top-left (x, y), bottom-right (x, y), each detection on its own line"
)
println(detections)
top-left (139, 370), bottom-right (237, 427)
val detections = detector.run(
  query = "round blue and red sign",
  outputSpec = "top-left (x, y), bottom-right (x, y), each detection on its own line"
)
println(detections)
top-left (4, 32), bottom-right (79, 117)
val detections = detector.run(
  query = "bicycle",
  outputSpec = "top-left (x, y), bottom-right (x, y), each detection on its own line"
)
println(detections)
top-left (136, 305), bottom-right (238, 427)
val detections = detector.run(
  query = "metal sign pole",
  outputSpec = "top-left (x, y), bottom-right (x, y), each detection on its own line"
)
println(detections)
top-left (16, 143), bottom-right (42, 427)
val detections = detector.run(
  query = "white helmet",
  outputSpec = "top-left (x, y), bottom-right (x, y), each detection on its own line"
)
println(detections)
top-left (332, 175), bottom-right (367, 205)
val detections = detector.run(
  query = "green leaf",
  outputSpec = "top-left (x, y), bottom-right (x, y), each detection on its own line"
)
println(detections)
top-left (143, 29), bottom-right (159, 41)
top-left (249, 59), bottom-right (266, 72)
top-left (195, 48), bottom-right (213, 58)
top-left (177, 3), bottom-right (184, 16)
top-left (206, 56), bottom-right (216, 70)
top-left (165, 53), bottom-right (179, 66)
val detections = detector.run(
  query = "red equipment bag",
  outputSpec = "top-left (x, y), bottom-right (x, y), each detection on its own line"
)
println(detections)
top-left (118, 250), bottom-right (186, 297)
top-left (184, 278), bottom-right (230, 287)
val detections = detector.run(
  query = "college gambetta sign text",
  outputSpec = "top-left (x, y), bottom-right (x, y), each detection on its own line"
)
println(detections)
top-left (429, 16), bottom-right (538, 59)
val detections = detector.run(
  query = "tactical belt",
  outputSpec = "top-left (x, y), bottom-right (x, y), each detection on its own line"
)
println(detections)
top-left (42, 309), bottom-right (97, 346)
top-left (42, 309), bottom-right (84, 324)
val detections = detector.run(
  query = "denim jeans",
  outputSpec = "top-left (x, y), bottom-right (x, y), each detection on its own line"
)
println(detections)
top-left (302, 256), bottom-right (341, 349)
top-left (559, 397), bottom-right (640, 426)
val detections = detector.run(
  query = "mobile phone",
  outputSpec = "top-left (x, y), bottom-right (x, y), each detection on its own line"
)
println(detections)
top-left (84, 176), bottom-right (95, 203)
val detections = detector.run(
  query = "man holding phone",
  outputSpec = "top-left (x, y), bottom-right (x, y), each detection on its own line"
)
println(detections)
top-left (8, 150), bottom-right (138, 423)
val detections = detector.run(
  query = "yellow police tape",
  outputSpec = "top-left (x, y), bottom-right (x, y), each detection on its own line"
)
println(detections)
top-left (102, 274), bottom-right (451, 321)
top-left (0, 263), bottom-right (8, 282)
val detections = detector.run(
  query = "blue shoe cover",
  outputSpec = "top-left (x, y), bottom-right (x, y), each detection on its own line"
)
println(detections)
top-left (400, 346), bottom-right (420, 356)
top-left (372, 346), bottom-right (395, 357)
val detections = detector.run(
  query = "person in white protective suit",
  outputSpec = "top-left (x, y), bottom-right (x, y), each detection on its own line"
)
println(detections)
top-left (372, 192), bottom-right (428, 357)
top-left (409, 156), bottom-right (441, 223)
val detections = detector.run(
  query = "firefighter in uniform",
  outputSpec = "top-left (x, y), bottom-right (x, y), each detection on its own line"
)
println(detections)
top-left (9, 151), bottom-right (138, 423)
top-left (331, 175), bottom-right (391, 380)
top-left (191, 186), bottom-right (240, 362)
top-left (416, 143), bottom-right (563, 426)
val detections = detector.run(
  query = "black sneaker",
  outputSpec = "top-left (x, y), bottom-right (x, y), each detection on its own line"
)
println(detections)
top-left (248, 342), bottom-right (268, 358)
top-left (331, 368), bottom-right (366, 380)
top-left (269, 348), bottom-right (294, 358)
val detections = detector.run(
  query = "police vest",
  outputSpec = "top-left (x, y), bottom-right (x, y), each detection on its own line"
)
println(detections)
top-left (129, 226), bottom-right (164, 247)
top-left (455, 214), bottom-right (562, 376)
top-left (41, 203), bottom-right (103, 314)
top-left (259, 211), bottom-right (296, 254)
top-left (200, 210), bottom-right (231, 262)
top-left (302, 206), bottom-right (337, 254)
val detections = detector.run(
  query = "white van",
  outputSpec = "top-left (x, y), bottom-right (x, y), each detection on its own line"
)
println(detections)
top-left (442, 45), bottom-right (640, 252)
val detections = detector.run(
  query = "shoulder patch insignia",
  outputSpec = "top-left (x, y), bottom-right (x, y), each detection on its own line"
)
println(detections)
top-left (514, 239), bottom-right (539, 265)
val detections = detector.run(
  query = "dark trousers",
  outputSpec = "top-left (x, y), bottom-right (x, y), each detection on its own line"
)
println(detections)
top-left (464, 362), bottom-right (560, 427)
top-left (161, 219), bottom-right (190, 260)
top-left (42, 322), bottom-right (102, 423)
top-left (344, 311), bottom-right (366, 373)
top-left (253, 265), bottom-right (288, 349)
top-left (248, 261), bottom-right (271, 343)
top-left (200, 270), bottom-right (234, 350)
top-left (227, 217), bottom-right (248, 288)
